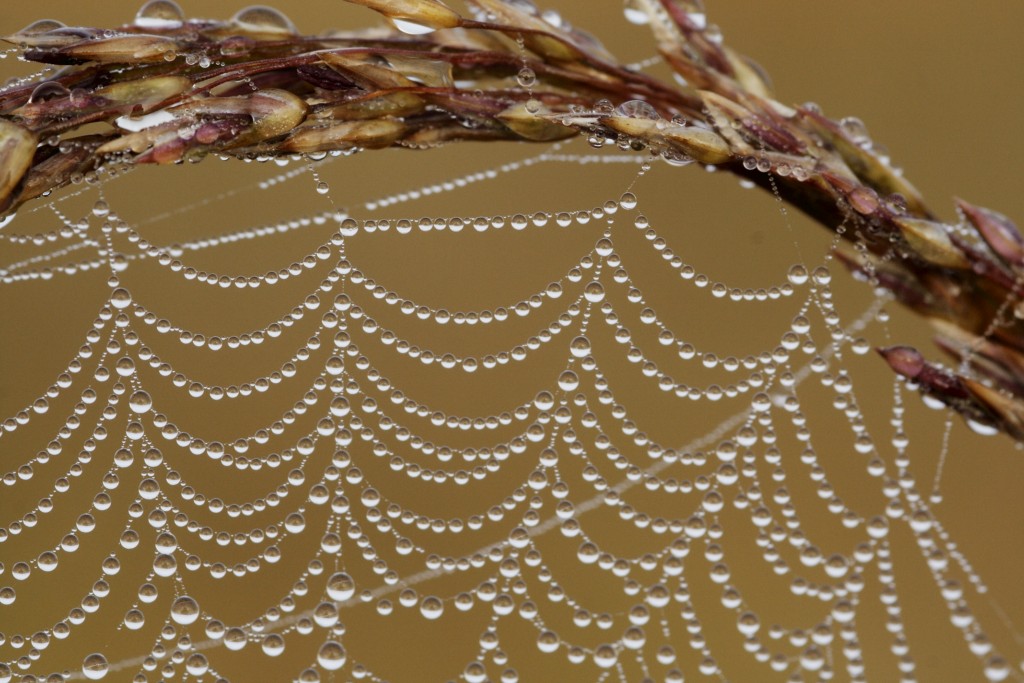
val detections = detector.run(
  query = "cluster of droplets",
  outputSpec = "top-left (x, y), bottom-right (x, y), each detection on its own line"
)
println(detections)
top-left (0, 80), bottom-right (1018, 683)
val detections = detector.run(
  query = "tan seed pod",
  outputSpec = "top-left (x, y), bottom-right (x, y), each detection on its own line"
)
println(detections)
top-left (282, 119), bottom-right (407, 152)
top-left (663, 125), bottom-right (732, 165)
top-left (0, 120), bottom-right (37, 211)
top-left (343, 0), bottom-right (462, 30)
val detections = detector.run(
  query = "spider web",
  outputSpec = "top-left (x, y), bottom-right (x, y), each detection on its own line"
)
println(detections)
top-left (1, 123), bottom-right (1022, 683)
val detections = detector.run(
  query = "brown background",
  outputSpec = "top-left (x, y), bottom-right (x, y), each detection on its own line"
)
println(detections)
top-left (1, 2), bottom-right (1022, 682)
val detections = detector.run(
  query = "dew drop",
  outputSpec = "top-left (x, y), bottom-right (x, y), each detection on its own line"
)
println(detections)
top-left (623, 3), bottom-right (650, 25)
top-left (317, 640), bottom-right (347, 670)
top-left (138, 583), bottom-right (158, 603)
top-left (392, 18), bottom-right (436, 35)
top-left (662, 148), bottom-right (693, 167)
top-left (37, 551), bottom-right (58, 572)
top-left (812, 266), bottom-right (831, 285)
top-left (224, 627), bottom-right (248, 651)
top-left (537, 629), bottom-right (560, 653)
top-left (534, 391), bottom-right (555, 410)
top-left (81, 653), bottom-right (108, 680)
top-left (584, 281), bottom-right (605, 303)
top-left (840, 116), bottom-right (869, 144)
top-left (232, 5), bottom-right (297, 33)
top-left (17, 19), bottom-right (66, 36)
top-left (28, 82), bottom-right (70, 105)
top-left (616, 100), bottom-right (660, 120)
top-left (262, 633), bottom-right (286, 656)
top-left (983, 656), bottom-right (1010, 682)
top-left (326, 572), bottom-right (355, 602)
top-left (737, 611), bottom-right (760, 636)
top-left (824, 554), bottom-right (849, 578)
top-left (420, 595), bottom-right (444, 620)
top-left (129, 390), bottom-right (153, 414)
top-left (558, 370), bottom-right (580, 392)
top-left (134, 0), bottom-right (185, 28)
top-left (110, 287), bottom-right (132, 309)
top-left (314, 601), bottom-right (339, 627)
top-left (569, 335), bottom-right (591, 358)
top-left (170, 595), bottom-right (200, 625)
top-left (787, 264), bottom-right (808, 286)
top-left (967, 419), bottom-right (999, 436)
top-left (124, 609), bottom-right (145, 630)
top-left (184, 653), bottom-right (209, 676)
top-left (593, 644), bottom-right (618, 668)
top-left (516, 67), bottom-right (537, 89)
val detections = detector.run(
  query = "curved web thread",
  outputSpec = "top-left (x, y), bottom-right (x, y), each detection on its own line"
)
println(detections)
top-left (0, 133), bottom-right (1021, 683)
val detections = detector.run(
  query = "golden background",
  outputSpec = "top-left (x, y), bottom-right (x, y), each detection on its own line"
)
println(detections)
top-left (1, 1), bottom-right (1022, 682)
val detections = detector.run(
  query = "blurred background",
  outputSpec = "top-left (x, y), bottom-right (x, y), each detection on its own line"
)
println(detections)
top-left (1, 1), bottom-right (1022, 681)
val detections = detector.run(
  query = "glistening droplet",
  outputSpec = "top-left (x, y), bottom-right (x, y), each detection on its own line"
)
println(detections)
top-left (231, 5), bottom-right (297, 33)
top-left (81, 653), bottom-right (108, 680)
top-left (170, 595), bottom-right (200, 625)
top-left (134, 0), bottom-right (185, 28)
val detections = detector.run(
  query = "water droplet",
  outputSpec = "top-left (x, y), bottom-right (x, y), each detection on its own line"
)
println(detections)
top-left (983, 655), bottom-right (1010, 681)
top-left (787, 264), bottom-right (808, 286)
top-left (737, 611), bottom-right (760, 636)
top-left (170, 595), bottom-right (200, 625)
top-left (17, 19), bottom-right (66, 36)
top-left (570, 336), bottom-right (591, 358)
top-left (110, 287), bottom-right (132, 309)
top-left (284, 512), bottom-right (306, 532)
top-left (517, 67), bottom-right (536, 88)
top-left (420, 595), bottom-right (444, 619)
top-left (37, 551), bottom-right (58, 571)
top-left (224, 627), bottom-right (248, 651)
top-left (537, 629), bottom-right (560, 653)
top-left (326, 572), bottom-right (355, 601)
top-left (662, 148), bottom-right (692, 166)
top-left (593, 644), bottom-right (618, 668)
top-left (262, 633), bottom-right (286, 656)
top-left (967, 419), bottom-right (999, 436)
top-left (134, 0), bottom-right (184, 28)
top-left (534, 391), bottom-right (555, 410)
top-left (616, 100), bottom-right (660, 120)
top-left (81, 653), bottom-right (108, 680)
top-left (623, 2), bottom-right (650, 25)
top-left (840, 116), bottom-right (869, 144)
top-left (232, 5), bottom-right (296, 33)
top-left (392, 18), bottom-right (436, 35)
top-left (316, 181), bottom-right (330, 195)
top-left (317, 640), bottom-right (346, 670)
top-left (457, 661), bottom-right (484, 683)
top-left (584, 281), bottom-right (605, 303)
top-left (129, 390), bottom-right (152, 414)
top-left (558, 370), bottom-right (579, 391)
top-left (824, 554), bottom-right (849, 578)
top-left (28, 82), bottom-right (70, 105)
top-left (124, 609), bottom-right (145, 630)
